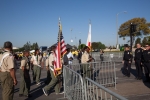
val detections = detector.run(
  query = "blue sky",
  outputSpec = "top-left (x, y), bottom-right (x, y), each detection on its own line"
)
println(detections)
top-left (0, 0), bottom-right (150, 48)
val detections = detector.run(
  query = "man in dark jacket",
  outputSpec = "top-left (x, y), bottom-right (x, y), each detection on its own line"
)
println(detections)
top-left (63, 49), bottom-right (70, 65)
top-left (142, 44), bottom-right (150, 82)
top-left (134, 43), bottom-right (143, 80)
top-left (77, 49), bottom-right (84, 63)
top-left (122, 44), bottom-right (133, 77)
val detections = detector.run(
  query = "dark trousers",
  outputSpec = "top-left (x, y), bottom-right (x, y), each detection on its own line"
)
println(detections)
top-left (32, 69), bottom-right (35, 81)
top-left (135, 60), bottom-right (142, 78)
top-left (143, 62), bottom-right (150, 80)
top-left (78, 60), bottom-right (81, 63)
top-left (100, 55), bottom-right (104, 61)
top-left (45, 70), bottom-right (51, 85)
top-left (123, 61), bottom-right (131, 76)
top-left (19, 69), bottom-right (31, 95)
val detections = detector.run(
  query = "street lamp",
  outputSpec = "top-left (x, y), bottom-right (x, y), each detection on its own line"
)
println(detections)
top-left (70, 29), bottom-right (73, 45)
top-left (116, 11), bottom-right (127, 49)
top-left (75, 36), bottom-right (77, 48)
top-left (78, 32), bottom-right (81, 49)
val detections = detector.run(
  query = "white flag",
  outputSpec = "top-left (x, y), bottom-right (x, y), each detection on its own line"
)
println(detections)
top-left (86, 23), bottom-right (91, 48)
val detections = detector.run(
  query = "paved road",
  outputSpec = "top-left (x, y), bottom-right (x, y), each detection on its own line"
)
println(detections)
top-left (109, 62), bottom-right (150, 100)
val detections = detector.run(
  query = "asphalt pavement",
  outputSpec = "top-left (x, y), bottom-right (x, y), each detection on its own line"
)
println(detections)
top-left (109, 62), bottom-right (150, 100)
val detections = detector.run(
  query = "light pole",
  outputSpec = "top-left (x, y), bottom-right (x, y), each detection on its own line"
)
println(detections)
top-left (70, 29), bottom-right (73, 46)
top-left (75, 36), bottom-right (77, 48)
top-left (78, 32), bottom-right (81, 49)
top-left (116, 11), bottom-right (127, 49)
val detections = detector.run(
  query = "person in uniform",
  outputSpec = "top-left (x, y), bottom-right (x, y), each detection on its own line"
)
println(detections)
top-left (30, 48), bottom-right (43, 85)
top-left (77, 49), bottom-right (84, 63)
top-left (62, 48), bottom-right (70, 88)
top-left (100, 49), bottom-right (104, 62)
top-left (0, 41), bottom-right (17, 100)
top-left (122, 45), bottom-right (133, 77)
top-left (142, 44), bottom-right (150, 82)
top-left (134, 43), bottom-right (143, 80)
top-left (63, 48), bottom-right (70, 65)
top-left (77, 49), bottom-right (84, 76)
top-left (81, 46), bottom-right (93, 78)
top-left (42, 46), bottom-right (61, 96)
top-left (44, 51), bottom-right (51, 85)
top-left (19, 50), bottom-right (31, 98)
top-left (66, 48), bottom-right (74, 65)
top-left (13, 54), bottom-right (18, 70)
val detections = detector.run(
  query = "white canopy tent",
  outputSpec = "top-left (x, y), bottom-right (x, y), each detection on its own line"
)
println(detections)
top-left (30, 50), bottom-right (35, 53)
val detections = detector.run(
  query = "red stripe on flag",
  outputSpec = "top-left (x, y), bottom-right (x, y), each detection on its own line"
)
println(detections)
top-left (61, 50), bottom-right (66, 55)
top-left (88, 42), bottom-right (91, 47)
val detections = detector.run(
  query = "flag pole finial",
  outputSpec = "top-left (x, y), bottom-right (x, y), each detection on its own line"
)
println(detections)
top-left (59, 17), bottom-right (61, 25)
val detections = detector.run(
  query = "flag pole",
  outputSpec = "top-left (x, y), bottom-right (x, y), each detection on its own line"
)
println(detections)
top-left (59, 17), bottom-right (60, 49)
top-left (58, 17), bottom-right (61, 87)
top-left (89, 19), bottom-right (92, 57)
top-left (58, 17), bottom-right (61, 63)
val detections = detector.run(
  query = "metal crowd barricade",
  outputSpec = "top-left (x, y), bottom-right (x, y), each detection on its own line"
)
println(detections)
top-left (72, 58), bottom-right (79, 64)
top-left (111, 52), bottom-right (123, 62)
top-left (85, 77), bottom-right (128, 100)
top-left (68, 61), bottom-right (117, 88)
top-left (92, 53), bottom-right (100, 62)
top-left (63, 66), bottom-right (86, 100)
top-left (105, 52), bottom-right (123, 58)
top-left (96, 61), bottom-right (116, 88)
top-left (92, 52), bottom-right (124, 62)
top-left (63, 65), bottom-right (127, 100)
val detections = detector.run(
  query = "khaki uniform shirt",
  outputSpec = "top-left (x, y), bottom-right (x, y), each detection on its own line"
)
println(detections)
top-left (20, 57), bottom-right (30, 70)
top-left (46, 52), bottom-right (55, 67)
top-left (0, 51), bottom-right (14, 72)
top-left (30, 55), bottom-right (43, 65)
top-left (81, 51), bottom-right (90, 63)
top-left (45, 58), bottom-right (49, 67)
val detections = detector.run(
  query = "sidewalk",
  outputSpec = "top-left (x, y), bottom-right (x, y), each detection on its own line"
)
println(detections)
top-left (109, 64), bottom-right (150, 100)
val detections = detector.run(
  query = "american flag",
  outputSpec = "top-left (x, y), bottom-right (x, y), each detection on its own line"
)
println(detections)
top-left (53, 18), bottom-right (66, 76)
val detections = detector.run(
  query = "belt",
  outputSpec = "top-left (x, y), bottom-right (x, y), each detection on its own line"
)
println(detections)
top-left (20, 69), bottom-right (29, 71)
top-left (135, 59), bottom-right (141, 60)
top-left (0, 71), bottom-right (9, 73)
top-left (34, 64), bottom-right (41, 67)
top-left (125, 60), bottom-right (130, 61)
top-left (144, 61), bottom-right (150, 63)
top-left (49, 66), bottom-right (54, 71)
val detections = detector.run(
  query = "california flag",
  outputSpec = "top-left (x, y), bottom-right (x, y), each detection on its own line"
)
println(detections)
top-left (86, 22), bottom-right (91, 49)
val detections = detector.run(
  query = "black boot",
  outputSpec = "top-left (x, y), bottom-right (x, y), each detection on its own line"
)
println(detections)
top-left (144, 74), bottom-right (150, 82)
top-left (127, 74), bottom-right (130, 77)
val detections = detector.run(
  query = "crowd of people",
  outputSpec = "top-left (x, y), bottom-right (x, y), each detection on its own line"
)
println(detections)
top-left (122, 43), bottom-right (150, 82)
top-left (2, 41), bottom-right (150, 100)
top-left (0, 41), bottom-right (94, 100)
